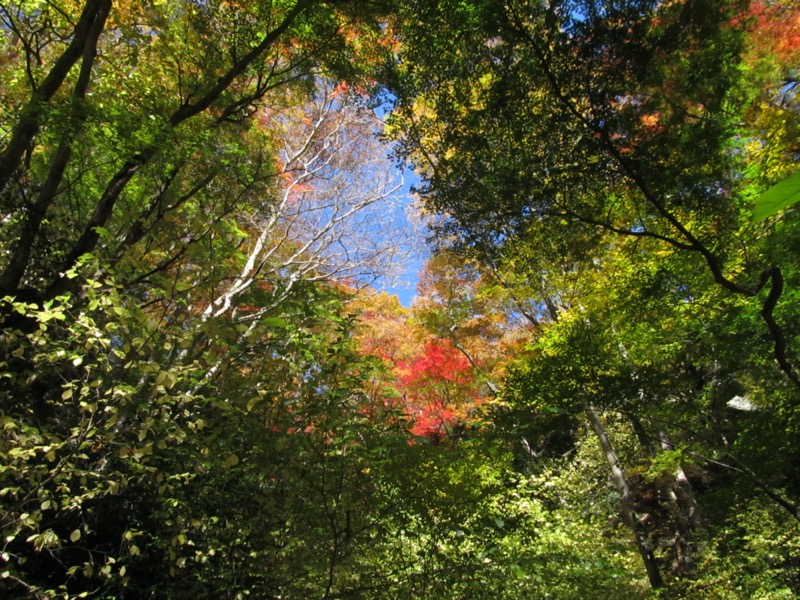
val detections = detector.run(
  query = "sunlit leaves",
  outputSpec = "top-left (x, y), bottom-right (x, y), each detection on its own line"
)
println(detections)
top-left (385, 0), bottom-right (800, 595)
top-left (752, 170), bottom-right (800, 222)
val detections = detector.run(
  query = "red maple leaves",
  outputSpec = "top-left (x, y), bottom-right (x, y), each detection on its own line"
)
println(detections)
top-left (396, 340), bottom-right (480, 442)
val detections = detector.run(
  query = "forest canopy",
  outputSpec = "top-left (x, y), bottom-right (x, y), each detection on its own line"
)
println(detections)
top-left (1, 0), bottom-right (799, 598)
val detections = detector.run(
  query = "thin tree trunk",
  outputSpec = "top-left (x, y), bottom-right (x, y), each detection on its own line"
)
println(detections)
top-left (0, 0), bottom-right (110, 195)
top-left (584, 402), bottom-right (664, 589)
top-left (658, 429), bottom-right (700, 576)
top-left (0, 0), bottom-right (110, 289)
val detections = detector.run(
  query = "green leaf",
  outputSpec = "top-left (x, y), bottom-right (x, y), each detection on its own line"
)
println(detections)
top-left (262, 317), bottom-right (286, 327)
top-left (70, 529), bottom-right (81, 542)
top-left (752, 170), bottom-right (800, 222)
top-left (223, 454), bottom-right (239, 468)
top-left (94, 226), bottom-right (113, 240)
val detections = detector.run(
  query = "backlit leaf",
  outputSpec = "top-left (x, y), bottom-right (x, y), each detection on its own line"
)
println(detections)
top-left (752, 170), bottom-right (800, 222)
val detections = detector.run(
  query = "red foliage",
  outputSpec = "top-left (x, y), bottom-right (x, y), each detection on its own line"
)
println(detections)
top-left (396, 340), bottom-right (479, 442)
top-left (409, 406), bottom-right (456, 442)
top-left (745, 1), bottom-right (800, 64)
top-left (398, 340), bottom-right (472, 387)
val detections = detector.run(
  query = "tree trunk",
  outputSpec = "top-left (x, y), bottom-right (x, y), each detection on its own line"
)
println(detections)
top-left (584, 402), bottom-right (664, 589)
top-left (658, 429), bottom-right (701, 576)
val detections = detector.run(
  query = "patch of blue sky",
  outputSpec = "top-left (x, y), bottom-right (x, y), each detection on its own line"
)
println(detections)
top-left (370, 98), bottom-right (430, 307)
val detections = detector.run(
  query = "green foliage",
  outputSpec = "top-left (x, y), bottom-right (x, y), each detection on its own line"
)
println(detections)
top-left (686, 498), bottom-right (800, 598)
top-left (0, 261), bottom-right (415, 597)
top-left (752, 171), bottom-right (800, 222)
top-left (386, 0), bottom-right (800, 595)
top-left (0, 266), bottom-right (195, 596)
top-left (2, 0), bottom-right (800, 598)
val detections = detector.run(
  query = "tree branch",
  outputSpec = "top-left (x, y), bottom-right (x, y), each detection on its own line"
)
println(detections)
top-left (0, 0), bottom-right (110, 194)
top-left (0, 0), bottom-right (110, 289)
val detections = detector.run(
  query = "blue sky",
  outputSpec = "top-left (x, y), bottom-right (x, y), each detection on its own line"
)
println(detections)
top-left (372, 99), bottom-right (428, 307)
top-left (377, 168), bottom-right (428, 307)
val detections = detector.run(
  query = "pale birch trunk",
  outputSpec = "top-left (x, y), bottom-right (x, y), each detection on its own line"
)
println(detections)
top-left (584, 402), bottom-right (664, 589)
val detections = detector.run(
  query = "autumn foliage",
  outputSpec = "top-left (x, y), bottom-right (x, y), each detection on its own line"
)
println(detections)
top-left (745, 0), bottom-right (800, 64)
top-left (352, 291), bottom-right (490, 442)
top-left (396, 340), bottom-right (479, 440)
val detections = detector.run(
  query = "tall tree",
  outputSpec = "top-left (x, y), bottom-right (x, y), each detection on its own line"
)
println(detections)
top-left (388, 0), bottom-right (800, 389)
top-left (0, 2), bottom-right (421, 596)
top-left (386, 0), bottom-right (800, 593)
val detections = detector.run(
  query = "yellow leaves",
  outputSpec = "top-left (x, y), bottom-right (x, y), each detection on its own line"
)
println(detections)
top-left (154, 369), bottom-right (175, 390)
top-left (639, 112), bottom-right (661, 129)
top-left (27, 529), bottom-right (62, 551)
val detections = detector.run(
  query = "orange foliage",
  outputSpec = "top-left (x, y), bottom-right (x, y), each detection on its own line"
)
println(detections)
top-left (746, 1), bottom-right (800, 64)
top-left (352, 290), bottom-right (486, 442)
